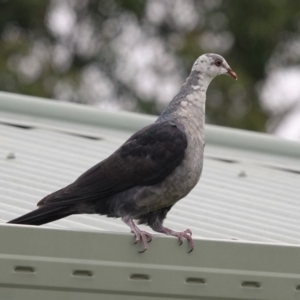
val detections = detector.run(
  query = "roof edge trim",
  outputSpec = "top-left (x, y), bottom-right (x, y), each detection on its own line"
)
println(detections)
top-left (1, 224), bottom-right (300, 300)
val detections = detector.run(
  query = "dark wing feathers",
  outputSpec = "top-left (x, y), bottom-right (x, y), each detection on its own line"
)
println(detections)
top-left (38, 121), bottom-right (187, 207)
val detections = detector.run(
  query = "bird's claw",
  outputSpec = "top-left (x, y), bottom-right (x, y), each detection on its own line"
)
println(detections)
top-left (163, 228), bottom-right (194, 253)
top-left (133, 230), bottom-right (153, 252)
top-left (126, 219), bottom-right (153, 253)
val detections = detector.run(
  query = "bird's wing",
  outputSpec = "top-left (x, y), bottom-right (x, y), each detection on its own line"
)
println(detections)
top-left (38, 120), bottom-right (187, 206)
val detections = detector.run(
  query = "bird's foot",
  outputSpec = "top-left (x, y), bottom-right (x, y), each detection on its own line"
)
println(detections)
top-left (133, 229), bottom-right (153, 253)
top-left (162, 227), bottom-right (194, 253)
top-left (124, 218), bottom-right (153, 253)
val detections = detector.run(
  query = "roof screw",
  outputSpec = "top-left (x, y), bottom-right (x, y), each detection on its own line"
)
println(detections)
top-left (6, 152), bottom-right (16, 160)
top-left (238, 170), bottom-right (246, 177)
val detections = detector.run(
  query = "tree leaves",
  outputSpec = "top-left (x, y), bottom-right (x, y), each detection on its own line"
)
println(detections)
top-left (0, 0), bottom-right (299, 132)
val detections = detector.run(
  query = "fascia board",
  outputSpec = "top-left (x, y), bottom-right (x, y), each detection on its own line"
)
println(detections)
top-left (1, 224), bottom-right (300, 300)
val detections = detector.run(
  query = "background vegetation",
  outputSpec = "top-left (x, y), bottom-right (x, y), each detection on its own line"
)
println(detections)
top-left (0, 0), bottom-right (300, 134)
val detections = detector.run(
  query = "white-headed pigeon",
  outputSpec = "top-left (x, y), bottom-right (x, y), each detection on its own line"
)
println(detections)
top-left (8, 53), bottom-right (237, 252)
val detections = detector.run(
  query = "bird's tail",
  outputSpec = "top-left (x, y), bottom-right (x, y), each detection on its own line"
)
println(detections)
top-left (7, 205), bottom-right (71, 226)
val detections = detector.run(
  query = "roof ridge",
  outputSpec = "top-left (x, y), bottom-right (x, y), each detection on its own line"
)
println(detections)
top-left (1, 91), bottom-right (300, 159)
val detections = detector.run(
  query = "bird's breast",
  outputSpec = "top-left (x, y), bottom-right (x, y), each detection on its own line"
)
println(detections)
top-left (135, 129), bottom-right (205, 212)
top-left (164, 128), bottom-right (205, 199)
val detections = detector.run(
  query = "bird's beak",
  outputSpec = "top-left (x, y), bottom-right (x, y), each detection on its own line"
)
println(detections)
top-left (227, 68), bottom-right (238, 80)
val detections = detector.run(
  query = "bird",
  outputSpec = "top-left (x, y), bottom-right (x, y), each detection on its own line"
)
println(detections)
top-left (8, 53), bottom-right (237, 253)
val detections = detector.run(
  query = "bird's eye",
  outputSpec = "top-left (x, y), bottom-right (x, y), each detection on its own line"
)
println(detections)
top-left (215, 59), bottom-right (222, 67)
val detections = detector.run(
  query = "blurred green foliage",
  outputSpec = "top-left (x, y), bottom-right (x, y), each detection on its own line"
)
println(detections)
top-left (0, 0), bottom-right (300, 132)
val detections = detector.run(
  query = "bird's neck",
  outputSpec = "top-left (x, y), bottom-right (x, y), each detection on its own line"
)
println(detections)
top-left (158, 70), bottom-right (212, 127)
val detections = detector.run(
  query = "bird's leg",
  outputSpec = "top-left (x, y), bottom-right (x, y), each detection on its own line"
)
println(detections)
top-left (151, 223), bottom-right (194, 253)
top-left (122, 217), bottom-right (153, 253)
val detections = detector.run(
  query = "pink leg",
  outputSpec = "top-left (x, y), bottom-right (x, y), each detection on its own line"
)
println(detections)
top-left (123, 218), bottom-right (153, 253)
top-left (161, 227), bottom-right (194, 253)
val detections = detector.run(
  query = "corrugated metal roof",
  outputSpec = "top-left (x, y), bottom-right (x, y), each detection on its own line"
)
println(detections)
top-left (1, 91), bottom-right (300, 245)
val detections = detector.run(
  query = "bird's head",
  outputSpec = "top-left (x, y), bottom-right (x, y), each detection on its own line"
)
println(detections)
top-left (192, 53), bottom-right (237, 80)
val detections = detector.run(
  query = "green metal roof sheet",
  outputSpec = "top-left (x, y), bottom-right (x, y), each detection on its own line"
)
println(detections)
top-left (1, 91), bottom-right (300, 299)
